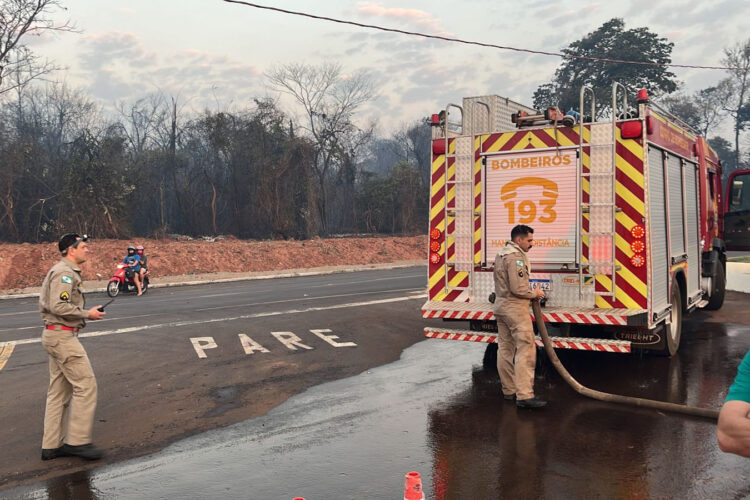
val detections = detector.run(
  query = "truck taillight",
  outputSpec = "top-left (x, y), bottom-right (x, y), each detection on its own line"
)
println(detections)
top-left (430, 240), bottom-right (441, 252)
top-left (430, 252), bottom-right (441, 264)
top-left (430, 228), bottom-right (442, 240)
top-left (630, 225), bottom-right (646, 268)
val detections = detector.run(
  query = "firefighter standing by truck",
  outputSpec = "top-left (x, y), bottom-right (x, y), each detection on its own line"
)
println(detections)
top-left (493, 224), bottom-right (547, 409)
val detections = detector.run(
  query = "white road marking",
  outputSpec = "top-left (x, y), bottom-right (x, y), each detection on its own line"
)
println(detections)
top-left (310, 328), bottom-right (357, 347)
top-left (194, 287), bottom-right (422, 312)
top-left (191, 337), bottom-right (217, 359)
top-left (0, 344), bottom-right (14, 371)
top-left (0, 294), bottom-right (427, 348)
top-left (238, 334), bottom-right (270, 355)
top-left (0, 289), bottom-right (424, 334)
top-left (188, 274), bottom-right (424, 299)
top-left (271, 331), bottom-right (313, 351)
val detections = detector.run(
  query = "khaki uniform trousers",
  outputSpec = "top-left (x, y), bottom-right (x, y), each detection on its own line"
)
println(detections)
top-left (41, 328), bottom-right (97, 448)
top-left (495, 303), bottom-right (536, 400)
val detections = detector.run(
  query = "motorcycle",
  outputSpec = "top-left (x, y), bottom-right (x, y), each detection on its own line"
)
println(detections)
top-left (107, 263), bottom-right (149, 297)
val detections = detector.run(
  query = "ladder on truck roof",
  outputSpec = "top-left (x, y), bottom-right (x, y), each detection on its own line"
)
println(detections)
top-left (444, 101), bottom-right (490, 294)
top-left (578, 82), bottom-right (628, 299)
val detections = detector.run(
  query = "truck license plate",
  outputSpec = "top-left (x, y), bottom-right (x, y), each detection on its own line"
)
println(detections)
top-left (530, 279), bottom-right (551, 291)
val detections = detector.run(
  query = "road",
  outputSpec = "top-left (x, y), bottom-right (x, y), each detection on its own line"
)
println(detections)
top-left (1, 267), bottom-right (749, 498)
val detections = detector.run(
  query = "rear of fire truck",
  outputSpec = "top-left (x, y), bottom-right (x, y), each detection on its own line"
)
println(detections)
top-left (422, 83), bottom-right (727, 356)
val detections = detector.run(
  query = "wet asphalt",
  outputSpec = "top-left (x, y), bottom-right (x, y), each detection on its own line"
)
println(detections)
top-left (2, 276), bottom-right (750, 499)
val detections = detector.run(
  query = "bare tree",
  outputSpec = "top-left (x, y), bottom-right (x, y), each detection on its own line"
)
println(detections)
top-left (267, 62), bottom-right (376, 234)
top-left (117, 92), bottom-right (168, 153)
top-left (0, 0), bottom-right (75, 95)
top-left (721, 39), bottom-right (750, 168)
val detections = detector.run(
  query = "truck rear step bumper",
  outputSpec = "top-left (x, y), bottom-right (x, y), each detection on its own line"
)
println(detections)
top-left (422, 301), bottom-right (647, 326)
top-left (424, 327), bottom-right (632, 353)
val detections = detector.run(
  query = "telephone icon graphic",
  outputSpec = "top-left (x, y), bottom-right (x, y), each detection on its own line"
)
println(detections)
top-left (500, 176), bottom-right (558, 224)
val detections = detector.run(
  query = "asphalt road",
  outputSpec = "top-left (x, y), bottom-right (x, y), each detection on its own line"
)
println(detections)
top-left (0, 267), bottom-right (429, 491)
top-left (2, 267), bottom-right (750, 498)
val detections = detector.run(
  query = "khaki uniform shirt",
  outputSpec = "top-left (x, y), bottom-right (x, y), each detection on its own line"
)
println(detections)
top-left (493, 242), bottom-right (536, 309)
top-left (39, 258), bottom-right (88, 328)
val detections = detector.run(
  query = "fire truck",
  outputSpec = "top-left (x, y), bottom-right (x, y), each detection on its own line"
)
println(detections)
top-left (422, 82), bottom-right (737, 356)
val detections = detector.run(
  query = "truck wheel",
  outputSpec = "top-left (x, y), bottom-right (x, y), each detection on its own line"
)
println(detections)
top-left (704, 258), bottom-right (725, 310)
top-left (107, 281), bottom-right (120, 298)
top-left (482, 342), bottom-right (498, 371)
top-left (660, 282), bottom-right (683, 356)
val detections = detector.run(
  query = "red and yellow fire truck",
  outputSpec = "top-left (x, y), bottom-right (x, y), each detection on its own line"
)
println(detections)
top-left (422, 83), bottom-right (736, 355)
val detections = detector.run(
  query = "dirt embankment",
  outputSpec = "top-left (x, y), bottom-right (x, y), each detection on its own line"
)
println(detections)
top-left (0, 235), bottom-right (428, 293)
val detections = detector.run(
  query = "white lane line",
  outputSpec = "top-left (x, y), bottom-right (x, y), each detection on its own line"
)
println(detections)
top-left (0, 288), bottom-right (425, 335)
top-left (194, 287), bottom-right (422, 312)
top-left (0, 310), bottom-right (38, 317)
top-left (185, 274), bottom-right (425, 299)
top-left (0, 294), bottom-right (427, 347)
top-left (0, 312), bottom-right (165, 334)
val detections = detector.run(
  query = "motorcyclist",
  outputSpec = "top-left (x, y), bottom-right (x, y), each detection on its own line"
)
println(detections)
top-left (136, 245), bottom-right (148, 283)
top-left (123, 245), bottom-right (142, 296)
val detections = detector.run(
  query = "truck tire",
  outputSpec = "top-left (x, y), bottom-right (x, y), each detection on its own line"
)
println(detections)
top-left (704, 258), bottom-right (725, 310)
top-left (482, 342), bottom-right (498, 372)
top-left (659, 282), bottom-right (683, 356)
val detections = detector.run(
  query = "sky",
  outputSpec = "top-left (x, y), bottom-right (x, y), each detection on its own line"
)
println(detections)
top-left (24, 0), bottom-right (750, 135)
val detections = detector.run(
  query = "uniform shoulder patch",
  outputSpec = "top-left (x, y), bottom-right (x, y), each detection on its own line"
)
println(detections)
top-left (516, 260), bottom-right (524, 267)
top-left (60, 291), bottom-right (70, 301)
top-left (61, 276), bottom-right (73, 284)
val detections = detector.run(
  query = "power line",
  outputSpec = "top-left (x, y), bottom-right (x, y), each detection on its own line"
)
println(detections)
top-left (222, 0), bottom-right (735, 71)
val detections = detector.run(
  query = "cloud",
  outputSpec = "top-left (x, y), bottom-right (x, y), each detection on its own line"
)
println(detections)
top-left (355, 2), bottom-right (451, 35)
top-left (75, 31), bottom-right (263, 111)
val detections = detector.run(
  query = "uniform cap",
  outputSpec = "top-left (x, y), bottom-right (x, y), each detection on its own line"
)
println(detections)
top-left (58, 233), bottom-right (88, 253)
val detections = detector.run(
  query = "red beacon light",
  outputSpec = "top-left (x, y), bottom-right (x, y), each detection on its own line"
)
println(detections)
top-left (637, 89), bottom-right (649, 103)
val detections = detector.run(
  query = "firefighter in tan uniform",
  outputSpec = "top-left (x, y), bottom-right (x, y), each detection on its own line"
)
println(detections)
top-left (493, 224), bottom-right (547, 409)
top-left (39, 233), bottom-right (106, 461)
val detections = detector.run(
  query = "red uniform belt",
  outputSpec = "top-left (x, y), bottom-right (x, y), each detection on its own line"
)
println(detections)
top-left (45, 324), bottom-right (80, 333)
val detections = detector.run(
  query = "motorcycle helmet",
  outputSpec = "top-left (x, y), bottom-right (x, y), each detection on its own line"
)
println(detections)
top-left (136, 245), bottom-right (144, 252)
top-left (127, 245), bottom-right (136, 253)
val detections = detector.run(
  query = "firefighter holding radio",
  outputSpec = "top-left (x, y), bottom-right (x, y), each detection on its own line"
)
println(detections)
top-left (493, 224), bottom-right (547, 409)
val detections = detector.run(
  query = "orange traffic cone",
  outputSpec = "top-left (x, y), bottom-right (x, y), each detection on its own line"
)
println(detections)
top-left (403, 471), bottom-right (424, 500)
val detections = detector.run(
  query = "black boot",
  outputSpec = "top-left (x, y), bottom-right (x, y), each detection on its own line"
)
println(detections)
top-left (41, 447), bottom-right (64, 460)
top-left (60, 443), bottom-right (104, 460)
top-left (516, 397), bottom-right (547, 409)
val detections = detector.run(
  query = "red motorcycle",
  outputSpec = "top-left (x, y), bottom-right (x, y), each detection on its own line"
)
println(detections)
top-left (107, 263), bottom-right (149, 297)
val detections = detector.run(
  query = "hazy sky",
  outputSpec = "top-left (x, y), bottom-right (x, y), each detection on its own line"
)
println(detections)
top-left (27, 0), bottom-right (750, 134)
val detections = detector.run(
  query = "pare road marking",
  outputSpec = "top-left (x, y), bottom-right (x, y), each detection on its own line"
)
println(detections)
top-left (0, 294), bottom-right (426, 350)
top-left (191, 329), bottom-right (357, 358)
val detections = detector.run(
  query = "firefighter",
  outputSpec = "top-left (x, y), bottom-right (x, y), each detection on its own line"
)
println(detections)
top-left (493, 224), bottom-right (547, 409)
top-left (39, 233), bottom-right (106, 461)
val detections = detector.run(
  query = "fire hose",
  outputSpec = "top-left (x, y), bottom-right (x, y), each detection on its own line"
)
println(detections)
top-left (531, 300), bottom-right (719, 420)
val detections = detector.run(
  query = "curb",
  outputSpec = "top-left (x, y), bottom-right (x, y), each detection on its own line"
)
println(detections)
top-left (0, 261), bottom-right (426, 300)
